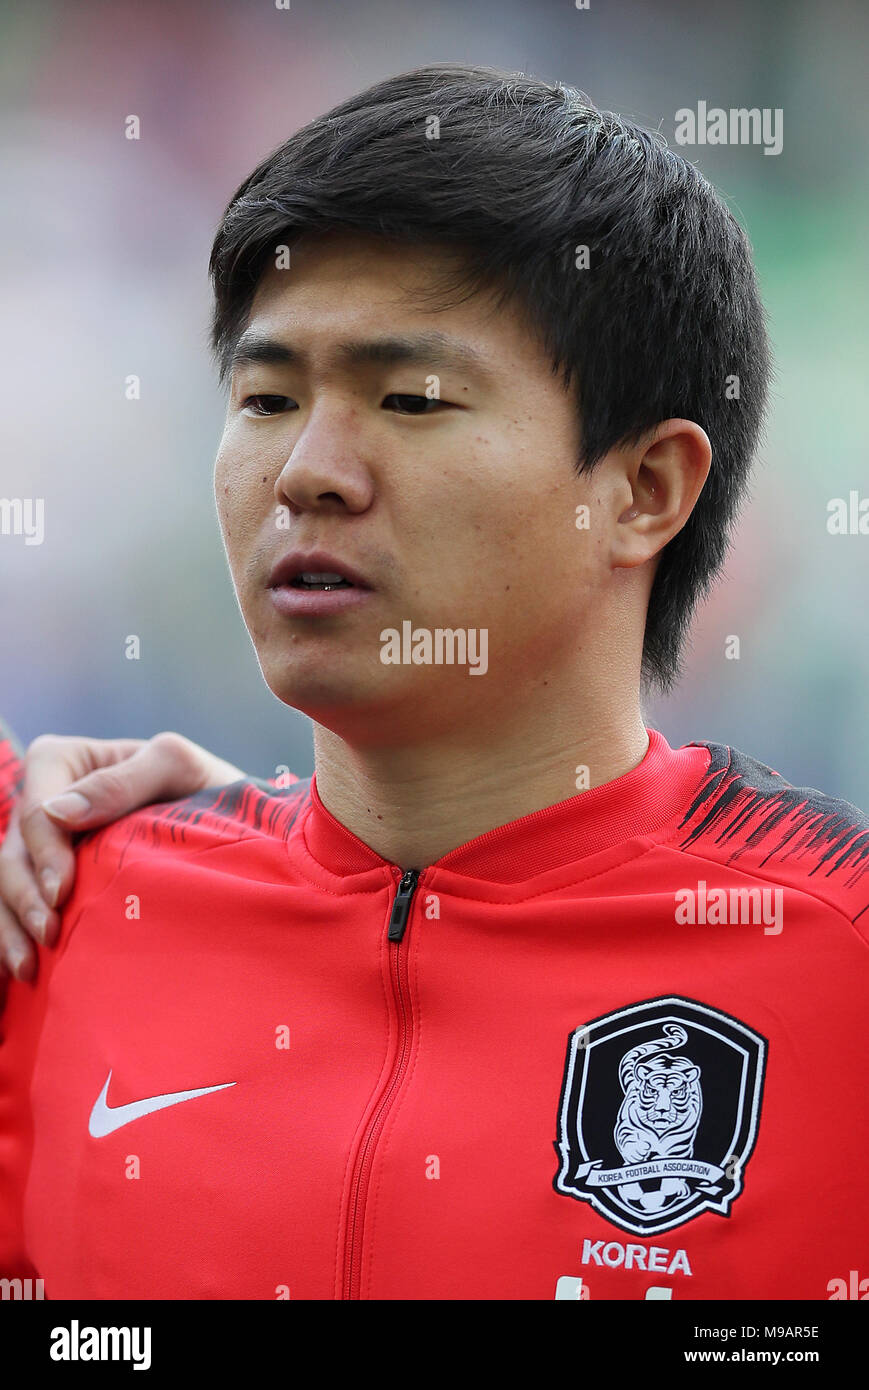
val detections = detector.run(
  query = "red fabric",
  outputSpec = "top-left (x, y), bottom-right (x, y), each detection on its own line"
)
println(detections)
top-left (0, 724), bottom-right (22, 846)
top-left (0, 727), bottom-right (866, 1300)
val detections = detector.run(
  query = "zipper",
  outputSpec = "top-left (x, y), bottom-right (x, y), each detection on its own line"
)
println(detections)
top-left (342, 866), bottom-right (420, 1299)
top-left (388, 867), bottom-right (419, 942)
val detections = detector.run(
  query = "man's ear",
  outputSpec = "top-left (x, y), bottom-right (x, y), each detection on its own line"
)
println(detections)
top-left (611, 419), bottom-right (712, 570)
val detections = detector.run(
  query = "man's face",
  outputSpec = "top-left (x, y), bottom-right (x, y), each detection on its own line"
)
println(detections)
top-left (214, 233), bottom-right (613, 743)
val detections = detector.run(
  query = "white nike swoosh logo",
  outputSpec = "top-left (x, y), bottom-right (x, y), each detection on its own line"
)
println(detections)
top-left (88, 1069), bottom-right (236, 1137)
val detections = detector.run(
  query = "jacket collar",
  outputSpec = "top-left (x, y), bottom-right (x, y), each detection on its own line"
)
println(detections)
top-left (297, 727), bottom-right (710, 886)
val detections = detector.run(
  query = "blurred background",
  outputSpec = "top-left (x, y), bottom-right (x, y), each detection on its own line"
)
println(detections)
top-left (1, 0), bottom-right (866, 802)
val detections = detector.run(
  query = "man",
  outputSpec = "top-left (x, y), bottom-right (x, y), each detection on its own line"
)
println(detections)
top-left (0, 64), bottom-right (866, 1301)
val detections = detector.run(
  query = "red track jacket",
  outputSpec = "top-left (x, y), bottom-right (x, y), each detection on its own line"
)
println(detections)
top-left (0, 724), bottom-right (867, 1300)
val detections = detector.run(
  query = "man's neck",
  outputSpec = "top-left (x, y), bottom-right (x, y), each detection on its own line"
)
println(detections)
top-left (311, 692), bottom-right (649, 870)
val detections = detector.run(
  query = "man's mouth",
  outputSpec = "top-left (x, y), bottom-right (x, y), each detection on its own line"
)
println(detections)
top-left (267, 550), bottom-right (373, 592)
top-left (291, 572), bottom-right (355, 591)
top-left (266, 551), bottom-right (374, 615)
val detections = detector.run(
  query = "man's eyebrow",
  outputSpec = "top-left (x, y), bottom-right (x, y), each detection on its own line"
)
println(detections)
top-left (229, 331), bottom-right (493, 378)
top-left (229, 333), bottom-right (298, 372)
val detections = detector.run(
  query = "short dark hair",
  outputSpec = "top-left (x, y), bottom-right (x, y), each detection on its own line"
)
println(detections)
top-left (209, 63), bottom-right (771, 692)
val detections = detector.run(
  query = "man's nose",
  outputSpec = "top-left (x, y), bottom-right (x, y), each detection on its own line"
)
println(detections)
top-left (274, 404), bottom-right (376, 516)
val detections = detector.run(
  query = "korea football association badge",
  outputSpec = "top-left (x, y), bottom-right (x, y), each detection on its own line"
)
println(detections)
top-left (553, 996), bottom-right (767, 1236)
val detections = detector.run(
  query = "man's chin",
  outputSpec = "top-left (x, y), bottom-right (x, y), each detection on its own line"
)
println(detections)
top-left (260, 659), bottom-right (403, 719)
top-left (260, 661), bottom-right (459, 748)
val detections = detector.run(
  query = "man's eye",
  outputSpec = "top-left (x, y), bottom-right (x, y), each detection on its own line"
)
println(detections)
top-left (382, 394), bottom-right (448, 415)
top-left (242, 395), bottom-right (295, 416)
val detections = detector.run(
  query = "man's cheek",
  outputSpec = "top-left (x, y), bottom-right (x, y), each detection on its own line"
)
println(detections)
top-left (216, 475), bottom-right (260, 545)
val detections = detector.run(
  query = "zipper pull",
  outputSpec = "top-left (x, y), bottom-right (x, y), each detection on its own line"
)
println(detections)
top-left (388, 868), bottom-right (420, 942)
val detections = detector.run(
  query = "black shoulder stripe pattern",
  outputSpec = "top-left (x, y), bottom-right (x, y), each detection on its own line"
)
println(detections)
top-left (156, 777), bottom-right (313, 836)
top-left (679, 743), bottom-right (869, 921)
top-left (88, 777), bottom-right (313, 869)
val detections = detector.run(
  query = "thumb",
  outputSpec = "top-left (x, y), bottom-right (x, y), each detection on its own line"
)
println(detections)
top-left (40, 742), bottom-right (183, 828)
top-left (41, 767), bottom-right (150, 828)
top-left (40, 733), bottom-right (242, 830)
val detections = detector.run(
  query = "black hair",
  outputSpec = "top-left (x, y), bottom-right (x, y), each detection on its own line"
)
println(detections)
top-left (209, 63), bottom-right (771, 692)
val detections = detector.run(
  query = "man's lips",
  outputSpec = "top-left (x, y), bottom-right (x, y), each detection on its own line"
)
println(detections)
top-left (267, 549), bottom-right (373, 591)
top-left (266, 548), bottom-right (375, 617)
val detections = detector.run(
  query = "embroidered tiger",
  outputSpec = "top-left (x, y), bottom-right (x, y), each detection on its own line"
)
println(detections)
top-left (614, 1023), bottom-right (703, 1214)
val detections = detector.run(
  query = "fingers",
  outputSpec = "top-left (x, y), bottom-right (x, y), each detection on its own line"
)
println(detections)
top-left (16, 800), bottom-right (77, 914)
top-left (143, 732), bottom-right (244, 797)
top-left (40, 733), bottom-right (244, 822)
top-left (0, 731), bottom-right (244, 980)
top-left (0, 898), bottom-right (39, 981)
top-left (0, 809), bottom-right (61, 975)
top-left (0, 733), bottom-right (145, 977)
top-left (17, 736), bottom-right (146, 914)
top-left (39, 733), bottom-right (201, 834)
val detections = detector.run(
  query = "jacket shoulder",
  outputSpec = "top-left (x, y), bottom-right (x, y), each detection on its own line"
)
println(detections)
top-left (676, 742), bottom-right (869, 929)
top-left (77, 775), bottom-right (313, 879)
